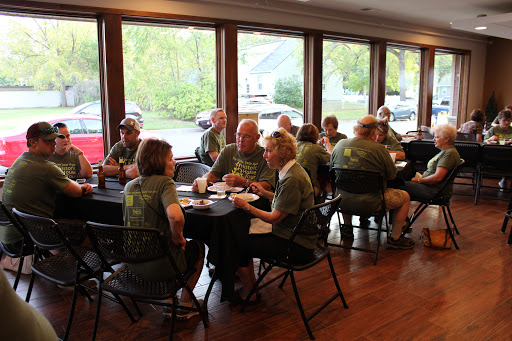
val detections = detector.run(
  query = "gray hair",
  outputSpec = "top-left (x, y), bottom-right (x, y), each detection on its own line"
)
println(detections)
top-left (238, 119), bottom-right (259, 135)
top-left (210, 108), bottom-right (225, 120)
top-left (432, 124), bottom-right (457, 144)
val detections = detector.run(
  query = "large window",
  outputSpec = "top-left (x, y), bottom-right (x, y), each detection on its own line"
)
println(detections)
top-left (432, 52), bottom-right (462, 127)
top-left (238, 31), bottom-right (304, 135)
top-left (122, 22), bottom-right (216, 158)
top-left (0, 14), bottom-right (100, 171)
top-left (385, 45), bottom-right (420, 134)
top-left (322, 40), bottom-right (370, 138)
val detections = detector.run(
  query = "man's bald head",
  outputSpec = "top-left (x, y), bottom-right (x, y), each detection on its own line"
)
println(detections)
top-left (277, 114), bottom-right (292, 133)
top-left (354, 115), bottom-right (379, 139)
top-left (377, 106), bottom-right (391, 120)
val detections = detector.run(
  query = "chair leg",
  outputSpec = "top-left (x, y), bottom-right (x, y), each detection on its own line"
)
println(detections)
top-left (278, 271), bottom-right (289, 288)
top-left (327, 254), bottom-right (348, 309)
top-left (289, 271), bottom-right (315, 340)
top-left (445, 205), bottom-right (459, 235)
top-left (25, 271), bottom-right (36, 302)
top-left (169, 296), bottom-right (177, 341)
top-left (131, 298), bottom-right (143, 318)
top-left (502, 212), bottom-right (511, 234)
top-left (63, 281), bottom-right (80, 341)
top-left (442, 206), bottom-right (459, 250)
top-left (12, 256), bottom-right (24, 291)
top-left (508, 221), bottom-right (512, 245)
top-left (474, 171), bottom-right (481, 205)
top-left (91, 282), bottom-right (103, 341)
top-left (204, 271), bottom-right (218, 311)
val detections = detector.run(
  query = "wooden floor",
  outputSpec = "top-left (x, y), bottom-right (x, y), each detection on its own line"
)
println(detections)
top-left (3, 180), bottom-right (512, 341)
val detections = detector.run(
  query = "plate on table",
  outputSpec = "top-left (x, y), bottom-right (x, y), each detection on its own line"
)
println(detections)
top-left (191, 199), bottom-right (214, 210)
top-left (207, 183), bottom-right (244, 193)
top-left (231, 193), bottom-right (259, 202)
top-left (179, 197), bottom-right (193, 208)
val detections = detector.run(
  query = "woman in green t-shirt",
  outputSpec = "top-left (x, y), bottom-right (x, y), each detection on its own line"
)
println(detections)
top-left (230, 128), bottom-right (315, 305)
top-left (374, 120), bottom-right (406, 161)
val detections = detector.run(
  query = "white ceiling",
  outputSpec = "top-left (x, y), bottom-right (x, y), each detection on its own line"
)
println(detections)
top-left (201, 0), bottom-right (512, 39)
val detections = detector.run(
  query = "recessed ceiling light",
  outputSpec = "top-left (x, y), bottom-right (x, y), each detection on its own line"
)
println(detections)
top-left (297, 0), bottom-right (310, 2)
top-left (475, 26), bottom-right (487, 30)
top-left (361, 8), bottom-right (373, 11)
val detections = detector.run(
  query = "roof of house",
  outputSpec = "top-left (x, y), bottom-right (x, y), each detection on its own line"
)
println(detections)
top-left (251, 39), bottom-right (297, 73)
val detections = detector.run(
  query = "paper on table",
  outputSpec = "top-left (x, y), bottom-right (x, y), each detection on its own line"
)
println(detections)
top-left (90, 184), bottom-right (98, 188)
top-left (249, 218), bottom-right (272, 234)
top-left (209, 194), bottom-right (226, 199)
top-left (395, 161), bottom-right (407, 167)
top-left (176, 185), bottom-right (193, 192)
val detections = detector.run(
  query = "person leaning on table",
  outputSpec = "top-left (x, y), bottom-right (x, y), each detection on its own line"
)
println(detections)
top-left (318, 114), bottom-right (347, 153)
top-left (374, 119), bottom-right (406, 161)
top-left (399, 124), bottom-right (460, 202)
top-left (230, 128), bottom-right (315, 304)
top-left (192, 119), bottom-right (275, 192)
top-left (122, 138), bottom-right (205, 320)
top-left (485, 110), bottom-right (512, 143)
top-left (103, 117), bottom-right (141, 179)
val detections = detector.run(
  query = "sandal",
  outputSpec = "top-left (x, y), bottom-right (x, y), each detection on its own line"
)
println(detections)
top-left (230, 288), bottom-right (260, 306)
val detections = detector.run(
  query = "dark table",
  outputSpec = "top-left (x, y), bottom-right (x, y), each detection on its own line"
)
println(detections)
top-left (55, 175), bottom-right (269, 301)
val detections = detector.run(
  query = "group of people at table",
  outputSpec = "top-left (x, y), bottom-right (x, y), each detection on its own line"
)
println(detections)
top-left (1, 102), bottom-right (510, 324)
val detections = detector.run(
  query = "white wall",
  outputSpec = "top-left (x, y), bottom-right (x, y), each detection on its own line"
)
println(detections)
top-left (0, 89), bottom-right (75, 109)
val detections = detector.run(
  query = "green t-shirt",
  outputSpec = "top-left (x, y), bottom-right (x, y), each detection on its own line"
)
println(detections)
top-left (381, 134), bottom-right (404, 153)
top-left (49, 151), bottom-right (81, 180)
top-left (330, 137), bottom-right (397, 215)
top-left (1, 152), bottom-right (70, 244)
top-left (295, 141), bottom-right (330, 183)
top-left (422, 146), bottom-right (460, 196)
top-left (199, 127), bottom-right (226, 166)
top-left (123, 175), bottom-right (186, 281)
top-left (210, 144), bottom-right (275, 187)
top-left (104, 140), bottom-right (140, 166)
top-left (484, 126), bottom-right (512, 140)
top-left (318, 132), bottom-right (347, 148)
top-left (271, 162), bottom-right (315, 249)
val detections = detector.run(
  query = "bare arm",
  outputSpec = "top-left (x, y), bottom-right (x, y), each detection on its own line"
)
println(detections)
top-left (208, 151), bottom-right (219, 162)
top-left (70, 145), bottom-right (93, 178)
top-left (412, 166), bottom-right (450, 185)
top-left (231, 196), bottom-right (289, 225)
top-left (124, 164), bottom-right (139, 179)
top-left (476, 133), bottom-right (483, 143)
top-left (61, 182), bottom-right (93, 198)
top-left (166, 203), bottom-right (186, 250)
top-left (250, 182), bottom-right (274, 200)
top-left (103, 157), bottom-right (119, 176)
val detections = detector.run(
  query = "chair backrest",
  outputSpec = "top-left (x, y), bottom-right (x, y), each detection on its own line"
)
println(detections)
top-left (86, 222), bottom-right (168, 264)
top-left (406, 140), bottom-right (438, 163)
top-left (12, 208), bottom-right (64, 250)
top-left (432, 159), bottom-right (465, 201)
top-left (194, 147), bottom-right (202, 163)
top-left (330, 168), bottom-right (384, 195)
top-left (173, 162), bottom-right (211, 183)
top-left (453, 142), bottom-right (481, 168)
top-left (455, 132), bottom-right (477, 142)
top-left (481, 145), bottom-right (512, 171)
top-left (291, 194), bottom-right (342, 245)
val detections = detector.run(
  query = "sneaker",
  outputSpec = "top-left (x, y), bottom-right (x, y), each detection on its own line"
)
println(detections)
top-left (401, 218), bottom-right (412, 234)
top-left (164, 299), bottom-right (203, 320)
top-left (499, 178), bottom-right (506, 189)
top-left (387, 235), bottom-right (415, 250)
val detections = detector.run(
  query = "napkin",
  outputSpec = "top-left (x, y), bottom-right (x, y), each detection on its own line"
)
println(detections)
top-left (176, 185), bottom-right (193, 192)
top-left (249, 218), bottom-right (272, 234)
top-left (209, 194), bottom-right (226, 199)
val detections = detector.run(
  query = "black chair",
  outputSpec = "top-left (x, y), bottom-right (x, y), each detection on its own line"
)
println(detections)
top-left (86, 222), bottom-right (208, 341)
top-left (406, 130), bottom-right (434, 140)
top-left (408, 159), bottom-right (465, 249)
top-left (194, 147), bottom-right (202, 163)
top-left (12, 208), bottom-right (129, 341)
top-left (0, 201), bottom-right (35, 291)
top-left (405, 140), bottom-right (438, 172)
top-left (240, 195), bottom-right (347, 340)
top-left (453, 142), bottom-right (481, 202)
top-left (329, 168), bottom-right (389, 265)
top-left (173, 162), bottom-right (210, 183)
top-left (474, 145), bottom-right (512, 204)
top-left (455, 132), bottom-right (477, 142)
top-left (500, 195), bottom-right (512, 244)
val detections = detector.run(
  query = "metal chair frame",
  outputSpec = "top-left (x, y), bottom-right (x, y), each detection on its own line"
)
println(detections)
top-left (500, 195), bottom-right (512, 244)
top-left (329, 168), bottom-right (389, 265)
top-left (453, 142), bottom-right (481, 203)
top-left (173, 162), bottom-right (211, 183)
top-left (240, 195), bottom-right (347, 340)
top-left (474, 145), bottom-right (512, 204)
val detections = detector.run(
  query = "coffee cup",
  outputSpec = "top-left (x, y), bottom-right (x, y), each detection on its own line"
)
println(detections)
top-left (196, 178), bottom-right (207, 193)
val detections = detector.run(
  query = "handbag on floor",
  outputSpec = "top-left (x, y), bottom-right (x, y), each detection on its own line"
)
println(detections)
top-left (422, 228), bottom-right (452, 250)
top-left (1, 255), bottom-right (33, 274)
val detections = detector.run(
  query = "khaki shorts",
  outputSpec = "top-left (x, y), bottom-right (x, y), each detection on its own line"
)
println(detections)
top-left (383, 188), bottom-right (407, 210)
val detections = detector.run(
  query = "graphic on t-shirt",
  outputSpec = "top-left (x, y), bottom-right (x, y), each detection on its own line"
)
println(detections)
top-left (57, 163), bottom-right (79, 179)
top-left (230, 156), bottom-right (259, 180)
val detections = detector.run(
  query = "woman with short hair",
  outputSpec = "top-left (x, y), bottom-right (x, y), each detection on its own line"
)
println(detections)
top-left (374, 120), bottom-right (406, 160)
top-left (123, 138), bottom-right (205, 320)
top-left (458, 108), bottom-right (485, 142)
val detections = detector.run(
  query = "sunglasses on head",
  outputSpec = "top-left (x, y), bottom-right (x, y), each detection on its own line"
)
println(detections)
top-left (271, 131), bottom-right (281, 138)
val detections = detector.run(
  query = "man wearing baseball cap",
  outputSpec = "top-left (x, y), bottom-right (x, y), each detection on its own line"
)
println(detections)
top-left (0, 122), bottom-right (93, 252)
top-left (103, 117), bottom-right (141, 178)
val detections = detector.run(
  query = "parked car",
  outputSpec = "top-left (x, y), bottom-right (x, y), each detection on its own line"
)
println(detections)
top-left (431, 105), bottom-right (450, 117)
top-left (240, 94), bottom-right (272, 104)
top-left (387, 102), bottom-right (417, 121)
top-left (0, 115), bottom-right (158, 167)
top-left (195, 104), bottom-right (303, 134)
top-left (68, 100), bottom-right (144, 128)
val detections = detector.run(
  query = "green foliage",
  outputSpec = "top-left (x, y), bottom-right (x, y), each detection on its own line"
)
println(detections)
top-left (386, 49), bottom-right (420, 99)
top-left (485, 91), bottom-right (498, 123)
top-left (273, 77), bottom-right (303, 108)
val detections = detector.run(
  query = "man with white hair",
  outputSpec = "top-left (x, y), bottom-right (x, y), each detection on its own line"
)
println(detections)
top-left (277, 114), bottom-right (300, 137)
top-left (198, 108), bottom-right (227, 166)
top-left (330, 115), bottom-right (413, 249)
top-left (377, 105), bottom-right (403, 141)
top-left (193, 119), bottom-right (274, 191)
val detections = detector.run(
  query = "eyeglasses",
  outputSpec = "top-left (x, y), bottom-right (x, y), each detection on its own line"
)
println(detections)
top-left (40, 126), bottom-right (58, 135)
top-left (271, 131), bottom-right (281, 138)
top-left (235, 133), bottom-right (253, 140)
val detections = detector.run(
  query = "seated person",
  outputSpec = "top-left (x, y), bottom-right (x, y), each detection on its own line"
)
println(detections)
top-left (295, 123), bottom-right (331, 197)
top-left (230, 128), bottom-right (315, 303)
top-left (277, 114), bottom-right (300, 136)
top-left (331, 115), bottom-right (413, 249)
top-left (1, 122), bottom-right (93, 252)
top-left (49, 122), bottom-right (93, 179)
top-left (491, 105), bottom-right (512, 127)
top-left (318, 115), bottom-right (347, 153)
top-left (103, 118), bottom-right (141, 179)
top-left (377, 105), bottom-right (403, 141)
top-left (192, 119), bottom-right (274, 191)
top-left (400, 124), bottom-right (460, 202)
top-left (198, 108), bottom-right (227, 166)
top-left (374, 120), bottom-right (406, 161)
top-left (123, 139), bottom-right (205, 320)
top-left (458, 109), bottom-right (485, 142)
top-left (485, 110), bottom-right (512, 143)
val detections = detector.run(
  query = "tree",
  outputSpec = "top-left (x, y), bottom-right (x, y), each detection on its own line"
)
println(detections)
top-left (386, 48), bottom-right (420, 100)
top-left (0, 17), bottom-right (99, 106)
top-left (273, 77), bottom-right (302, 108)
top-left (485, 91), bottom-right (498, 123)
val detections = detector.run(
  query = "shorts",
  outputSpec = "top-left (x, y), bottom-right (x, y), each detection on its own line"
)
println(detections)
top-left (184, 239), bottom-right (202, 273)
top-left (383, 188), bottom-right (407, 210)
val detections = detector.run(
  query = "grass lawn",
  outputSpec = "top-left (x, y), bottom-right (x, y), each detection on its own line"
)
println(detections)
top-left (322, 101), bottom-right (368, 121)
top-left (142, 111), bottom-right (196, 130)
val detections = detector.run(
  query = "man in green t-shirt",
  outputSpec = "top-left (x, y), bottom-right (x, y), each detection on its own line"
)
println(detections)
top-left (277, 114), bottom-right (300, 136)
top-left (49, 122), bottom-right (93, 179)
top-left (330, 115), bottom-right (414, 250)
top-left (192, 119), bottom-right (275, 191)
top-left (198, 108), bottom-right (227, 166)
top-left (104, 117), bottom-right (141, 179)
top-left (0, 122), bottom-right (93, 252)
